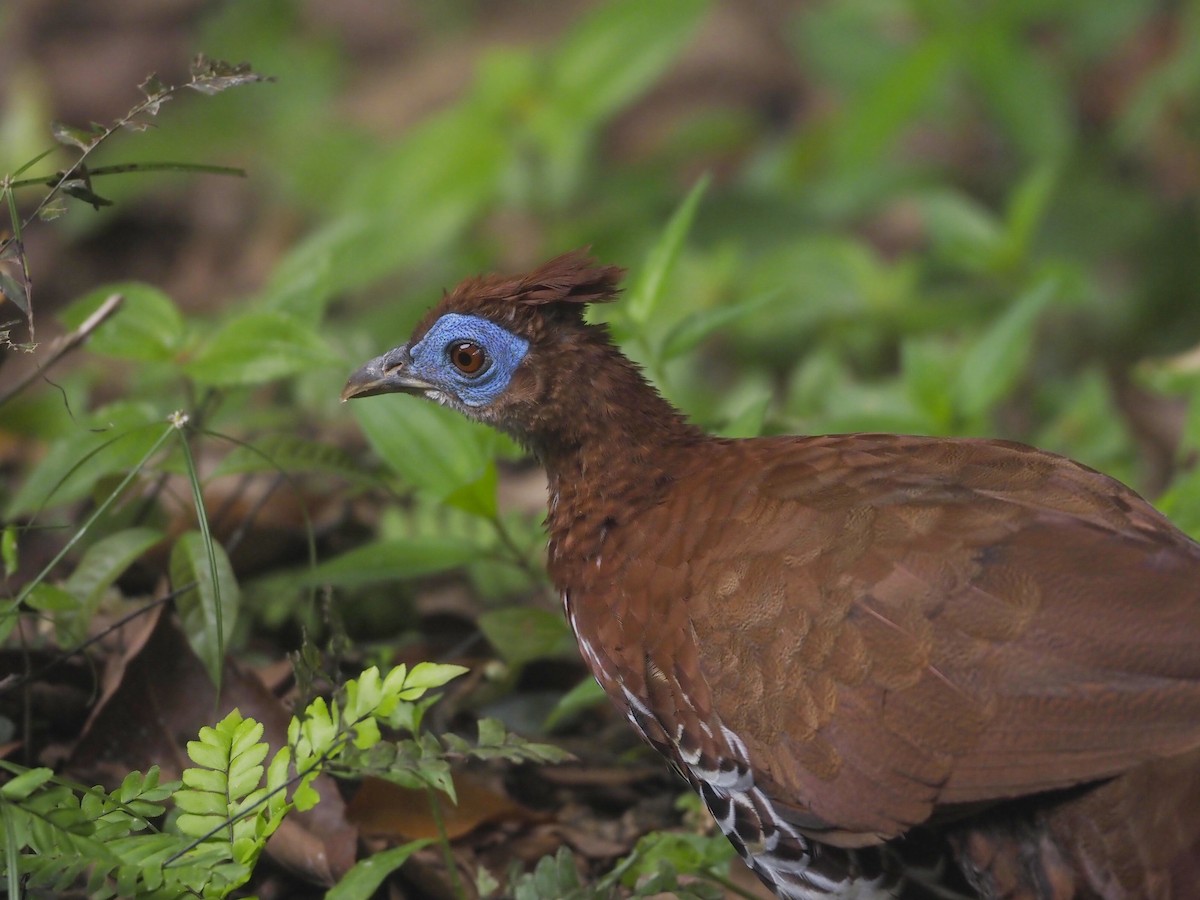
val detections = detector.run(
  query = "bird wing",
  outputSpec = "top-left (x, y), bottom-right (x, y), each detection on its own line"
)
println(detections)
top-left (636, 434), bottom-right (1200, 846)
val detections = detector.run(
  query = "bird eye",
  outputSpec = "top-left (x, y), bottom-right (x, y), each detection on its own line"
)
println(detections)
top-left (448, 341), bottom-right (487, 375)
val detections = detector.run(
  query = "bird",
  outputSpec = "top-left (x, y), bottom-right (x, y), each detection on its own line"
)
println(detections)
top-left (342, 250), bottom-right (1200, 899)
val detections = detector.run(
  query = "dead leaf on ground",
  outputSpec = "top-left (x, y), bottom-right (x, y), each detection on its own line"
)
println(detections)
top-left (347, 770), bottom-right (543, 841)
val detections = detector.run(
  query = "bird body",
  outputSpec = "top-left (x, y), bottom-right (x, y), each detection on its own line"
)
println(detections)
top-left (343, 251), bottom-right (1200, 899)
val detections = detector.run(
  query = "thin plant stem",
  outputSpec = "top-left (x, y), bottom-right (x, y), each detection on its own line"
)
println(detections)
top-left (426, 786), bottom-right (468, 899)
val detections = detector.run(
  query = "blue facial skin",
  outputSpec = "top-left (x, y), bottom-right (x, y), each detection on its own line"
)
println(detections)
top-left (408, 313), bottom-right (530, 407)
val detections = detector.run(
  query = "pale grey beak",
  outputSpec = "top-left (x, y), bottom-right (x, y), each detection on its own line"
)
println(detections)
top-left (341, 346), bottom-right (435, 402)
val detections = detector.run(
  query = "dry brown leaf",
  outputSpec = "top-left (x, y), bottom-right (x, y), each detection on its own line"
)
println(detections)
top-left (347, 771), bottom-right (541, 841)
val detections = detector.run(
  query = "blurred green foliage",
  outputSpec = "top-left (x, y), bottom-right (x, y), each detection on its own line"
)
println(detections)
top-left (2, 0), bottom-right (1200, 892)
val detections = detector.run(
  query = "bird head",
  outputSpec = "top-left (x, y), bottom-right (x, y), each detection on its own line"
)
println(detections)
top-left (341, 249), bottom-right (629, 446)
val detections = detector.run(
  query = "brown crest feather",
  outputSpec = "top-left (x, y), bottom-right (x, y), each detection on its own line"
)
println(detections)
top-left (513, 248), bottom-right (625, 306)
top-left (414, 248), bottom-right (625, 342)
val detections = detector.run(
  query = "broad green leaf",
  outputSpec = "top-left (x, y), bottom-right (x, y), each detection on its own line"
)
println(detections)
top-left (901, 337), bottom-right (958, 431)
top-left (298, 537), bottom-right (480, 588)
top-left (397, 662), bottom-right (470, 698)
top-left (441, 459), bottom-right (498, 519)
top-left (60, 283), bottom-right (183, 362)
top-left (964, 23), bottom-right (1071, 159)
top-left (6, 403), bottom-right (166, 517)
top-left (261, 106), bottom-right (507, 322)
top-left (185, 311), bottom-right (339, 386)
top-left (0, 766), bottom-right (54, 800)
top-left (619, 830), bottom-right (734, 888)
top-left (351, 394), bottom-right (496, 500)
top-left (24, 583), bottom-right (79, 612)
top-left (623, 174), bottom-right (710, 326)
top-left (64, 527), bottom-right (163, 615)
top-left (548, 0), bottom-right (709, 128)
top-left (516, 847), bottom-right (584, 899)
top-left (478, 607), bottom-right (575, 668)
top-left (326, 840), bottom-right (434, 900)
top-left (921, 189), bottom-right (1002, 273)
top-left (999, 162), bottom-right (1060, 270)
top-left (834, 35), bottom-right (952, 168)
top-left (955, 278), bottom-right (1058, 418)
top-left (171, 531), bottom-right (240, 686)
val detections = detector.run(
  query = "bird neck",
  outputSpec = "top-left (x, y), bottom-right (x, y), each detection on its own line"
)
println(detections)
top-left (532, 349), bottom-right (706, 576)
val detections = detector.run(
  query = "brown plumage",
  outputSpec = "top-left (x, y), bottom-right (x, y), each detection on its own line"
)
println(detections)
top-left (343, 250), bottom-right (1200, 899)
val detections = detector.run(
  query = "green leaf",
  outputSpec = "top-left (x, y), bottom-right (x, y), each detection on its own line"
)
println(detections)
top-left (60, 283), bottom-right (184, 362)
top-left (261, 107), bottom-right (507, 321)
top-left (173, 790), bottom-right (227, 817)
top-left (64, 526), bottom-right (163, 615)
top-left (717, 392), bottom-right (771, 439)
top-left (901, 338), bottom-right (958, 431)
top-left (351, 395), bottom-right (497, 500)
top-left (623, 174), bottom-right (710, 326)
top-left (6, 404), bottom-right (166, 517)
top-left (2, 525), bottom-right (18, 577)
top-left (514, 847), bottom-right (584, 900)
top-left (0, 766), bottom-right (54, 800)
top-left (921, 189), bottom-right (1002, 273)
top-left (173, 708), bottom-right (279, 887)
top-left (181, 767), bottom-right (225, 795)
top-left (441, 459), bottom-right (499, 519)
top-left (298, 537), bottom-right (480, 588)
top-left (619, 830), bottom-right (734, 888)
top-left (291, 775), bottom-right (321, 812)
top-left (834, 34), bottom-right (953, 168)
top-left (23, 583), bottom-right (78, 613)
top-left (964, 22), bottom-right (1071, 159)
top-left (326, 840), bottom-right (433, 900)
top-left (171, 531), bottom-right (240, 686)
top-left (955, 278), bottom-right (1057, 419)
top-left (478, 607), bottom-right (575, 668)
top-left (547, 0), bottom-right (709, 129)
top-left (185, 311), bottom-right (339, 386)
top-left (186, 735), bottom-right (230, 774)
top-left (396, 662), bottom-right (470, 700)
top-left (174, 812), bottom-right (228, 838)
top-left (998, 162), bottom-right (1060, 270)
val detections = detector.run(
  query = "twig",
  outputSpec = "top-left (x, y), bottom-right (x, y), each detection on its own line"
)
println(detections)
top-left (0, 293), bottom-right (124, 405)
